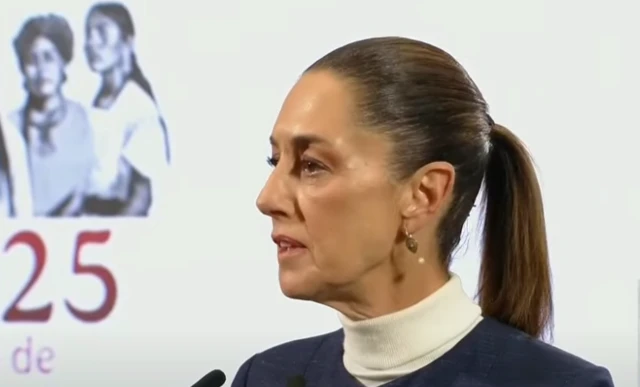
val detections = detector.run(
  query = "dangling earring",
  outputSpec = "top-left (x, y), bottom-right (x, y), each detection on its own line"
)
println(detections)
top-left (404, 228), bottom-right (425, 264)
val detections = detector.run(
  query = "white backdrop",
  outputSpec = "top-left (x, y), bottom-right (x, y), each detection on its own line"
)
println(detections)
top-left (0, 0), bottom-right (638, 386)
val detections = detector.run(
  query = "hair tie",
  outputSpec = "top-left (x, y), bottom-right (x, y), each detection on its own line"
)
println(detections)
top-left (487, 114), bottom-right (495, 128)
top-left (486, 114), bottom-right (497, 151)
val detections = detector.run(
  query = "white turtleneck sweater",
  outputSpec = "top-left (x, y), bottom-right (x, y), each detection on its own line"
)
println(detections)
top-left (338, 274), bottom-right (482, 387)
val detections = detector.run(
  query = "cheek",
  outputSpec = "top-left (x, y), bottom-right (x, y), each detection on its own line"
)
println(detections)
top-left (104, 46), bottom-right (120, 61)
top-left (44, 62), bottom-right (64, 81)
top-left (298, 182), bottom-right (398, 279)
top-left (92, 46), bottom-right (120, 69)
top-left (23, 65), bottom-right (38, 80)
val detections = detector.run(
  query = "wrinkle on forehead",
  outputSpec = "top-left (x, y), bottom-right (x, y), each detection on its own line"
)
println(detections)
top-left (272, 71), bottom-right (391, 165)
top-left (272, 122), bottom-right (388, 173)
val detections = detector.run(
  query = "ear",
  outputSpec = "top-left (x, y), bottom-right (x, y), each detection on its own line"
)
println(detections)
top-left (124, 36), bottom-right (135, 51)
top-left (400, 161), bottom-right (456, 231)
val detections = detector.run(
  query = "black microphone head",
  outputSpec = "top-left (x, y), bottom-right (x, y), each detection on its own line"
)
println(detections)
top-left (191, 369), bottom-right (226, 387)
top-left (286, 375), bottom-right (306, 387)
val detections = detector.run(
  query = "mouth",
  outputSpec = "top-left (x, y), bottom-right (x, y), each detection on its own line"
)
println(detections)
top-left (272, 234), bottom-right (307, 261)
top-left (30, 78), bottom-right (52, 92)
top-left (36, 78), bottom-right (51, 86)
top-left (86, 51), bottom-right (101, 63)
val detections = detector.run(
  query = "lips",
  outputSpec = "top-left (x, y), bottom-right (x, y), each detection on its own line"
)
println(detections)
top-left (272, 234), bottom-right (307, 261)
top-left (34, 78), bottom-right (51, 87)
top-left (272, 235), bottom-right (305, 248)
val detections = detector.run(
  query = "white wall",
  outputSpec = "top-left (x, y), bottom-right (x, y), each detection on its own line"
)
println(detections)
top-left (0, 0), bottom-right (638, 386)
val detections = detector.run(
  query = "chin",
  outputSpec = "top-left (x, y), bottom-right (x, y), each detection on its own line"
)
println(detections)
top-left (88, 62), bottom-right (106, 73)
top-left (28, 85), bottom-right (51, 99)
top-left (278, 270), bottom-right (317, 301)
top-left (39, 84), bottom-right (57, 97)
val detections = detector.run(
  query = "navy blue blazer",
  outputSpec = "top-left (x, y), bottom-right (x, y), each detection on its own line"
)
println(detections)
top-left (231, 317), bottom-right (613, 387)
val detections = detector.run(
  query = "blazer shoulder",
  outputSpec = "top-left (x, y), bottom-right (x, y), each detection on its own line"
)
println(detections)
top-left (257, 328), bottom-right (342, 365)
top-left (231, 329), bottom-right (343, 387)
top-left (482, 319), bottom-right (613, 386)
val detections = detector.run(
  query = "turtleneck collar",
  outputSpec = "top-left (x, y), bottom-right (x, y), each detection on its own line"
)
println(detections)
top-left (338, 273), bottom-right (482, 386)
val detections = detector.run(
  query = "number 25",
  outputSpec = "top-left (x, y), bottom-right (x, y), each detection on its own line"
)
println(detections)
top-left (3, 230), bottom-right (117, 323)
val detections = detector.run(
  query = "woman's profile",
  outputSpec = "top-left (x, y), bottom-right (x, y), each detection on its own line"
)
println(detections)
top-left (8, 14), bottom-right (94, 217)
top-left (82, 1), bottom-right (170, 217)
top-left (232, 37), bottom-right (613, 386)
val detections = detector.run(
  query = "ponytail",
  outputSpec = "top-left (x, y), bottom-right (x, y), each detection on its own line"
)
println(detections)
top-left (129, 57), bottom-right (171, 163)
top-left (130, 57), bottom-right (155, 101)
top-left (479, 123), bottom-right (552, 339)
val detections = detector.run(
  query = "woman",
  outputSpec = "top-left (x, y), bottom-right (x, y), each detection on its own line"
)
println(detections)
top-left (0, 115), bottom-right (34, 217)
top-left (233, 38), bottom-right (613, 386)
top-left (83, 2), bottom-right (170, 217)
top-left (9, 14), bottom-right (94, 217)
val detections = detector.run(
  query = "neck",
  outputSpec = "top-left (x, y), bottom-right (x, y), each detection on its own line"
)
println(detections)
top-left (327, 260), bottom-right (449, 320)
top-left (29, 93), bottom-right (63, 113)
top-left (338, 273), bottom-right (482, 386)
top-left (26, 93), bottom-right (67, 130)
top-left (101, 61), bottom-right (132, 97)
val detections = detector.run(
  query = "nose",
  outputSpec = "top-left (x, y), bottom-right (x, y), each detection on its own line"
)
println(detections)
top-left (86, 28), bottom-right (98, 45)
top-left (34, 60), bottom-right (50, 75)
top-left (85, 41), bottom-right (98, 54)
top-left (256, 168), bottom-right (291, 218)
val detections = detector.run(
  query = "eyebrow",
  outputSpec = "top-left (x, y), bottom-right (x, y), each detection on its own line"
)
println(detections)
top-left (269, 134), bottom-right (330, 148)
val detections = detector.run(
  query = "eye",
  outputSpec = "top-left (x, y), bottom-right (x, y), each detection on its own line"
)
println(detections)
top-left (300, 158), bottom-right (325, 176)
top-left (24, 54), bottom-right (36, 66)
top-left (42, 51), bottom-right (55, 62)
top-left (266, 156), bottom-right (278, 167)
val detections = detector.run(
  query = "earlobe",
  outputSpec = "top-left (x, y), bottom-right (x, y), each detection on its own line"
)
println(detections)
top-left (404, 204), bottom-right (417, 215)
top-left (399, 176), bottom-right (428, 219)
top-left (398, 187), bottom-right (421, 218)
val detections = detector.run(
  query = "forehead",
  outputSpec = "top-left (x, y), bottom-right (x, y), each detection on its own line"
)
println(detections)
top-left (29, 36), bottom-right (56, 52)
top-left (271, 71), bottom-right (360, 144)
top-left (86, 12), bottom-right (118, 30)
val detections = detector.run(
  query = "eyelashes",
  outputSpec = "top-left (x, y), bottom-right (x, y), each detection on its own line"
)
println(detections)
top-left (300, 159), bottom-right (323, 175)
top-left (266, 156), bottom-right (326, 176)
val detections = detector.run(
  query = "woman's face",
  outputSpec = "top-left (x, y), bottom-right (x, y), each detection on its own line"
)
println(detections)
top-left (84, 11), bottom-right (129, 73)
top-left (22, 36), bottom-right (65, 98)
top-left (256, 70), bottom-right (407, 303)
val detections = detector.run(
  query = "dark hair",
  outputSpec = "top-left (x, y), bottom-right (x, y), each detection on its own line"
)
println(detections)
top-left (0, 119), bottom-right (15, 216)
top-left (307, 37), bottom-right (552, 339)
top-left (13, 14), bottom-right (74, 69)
top-left (87, 2), bottom-right (155, 100)
top-left (88, 2), bottom-right (171, 162)
top-left (14, 15), bottom-right (74, 147)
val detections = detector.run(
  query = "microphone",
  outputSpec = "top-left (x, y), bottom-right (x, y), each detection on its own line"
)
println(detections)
top-left (191, 369), bottom-right (226, 387)
top-left (286, 375), bottom-right (306, 387)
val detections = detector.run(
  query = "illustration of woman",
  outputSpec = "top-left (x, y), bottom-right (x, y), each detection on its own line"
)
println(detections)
top-left (0, 115), bottom-right (34, 217)
top-left (8, 14), bottom-right (95, 217)
top-left (83, 2), bottom-right (171, 217)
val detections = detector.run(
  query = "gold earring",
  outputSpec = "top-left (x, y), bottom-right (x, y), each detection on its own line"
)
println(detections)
top-left (405, 231), bottom-right (418, 253)
top-left (404, 228), bottom-right (425, 264)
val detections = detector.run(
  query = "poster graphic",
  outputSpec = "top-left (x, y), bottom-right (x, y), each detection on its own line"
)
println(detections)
top-left (0, 2), bottom-right (180, 385)
top-left (0, 2), bottom-right (171, 219)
